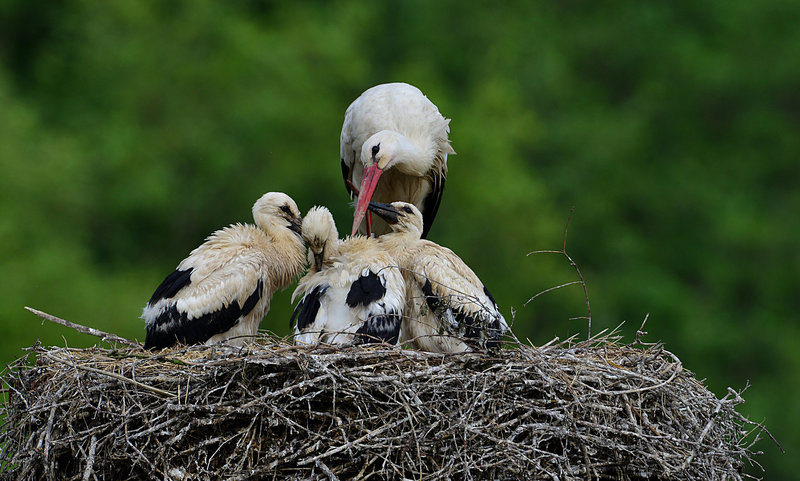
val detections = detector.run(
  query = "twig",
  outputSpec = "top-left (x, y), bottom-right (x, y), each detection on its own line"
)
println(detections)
top-left (68, 361), bottom-right (174, 398)
top-left (316, 459), bottom-right (341, 481)
top-left (82, 435), bottom-right (98, 481)
top-left (634, 313), bottom-right (656, 346)
top-left (25, 306), bottom-right (141, 348)
top-left (527, 207), bottom-right (592, 338)
top-left (42, 404), bottom-right (57, 468)
top-left (524, 281), bottom-right (583, 306)
top-left (297, 416), bottom-right (409, 466)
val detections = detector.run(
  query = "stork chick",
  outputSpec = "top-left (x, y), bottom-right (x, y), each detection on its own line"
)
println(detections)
top-left (341, 82), bottom-right (455, 238)
top-left (142, 192), bottom-right (305, 349)
top-left (291, 206), bottom-right (405, 345)
top-left (369, 201), bottom-right (508, 353)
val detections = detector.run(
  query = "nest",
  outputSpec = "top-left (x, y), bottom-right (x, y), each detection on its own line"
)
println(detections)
top-left (1, 334), bottom-right (765, 480)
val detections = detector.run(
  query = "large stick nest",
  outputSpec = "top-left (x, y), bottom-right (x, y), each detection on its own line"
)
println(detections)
top-left (1, 335), bottom-right (764, 480)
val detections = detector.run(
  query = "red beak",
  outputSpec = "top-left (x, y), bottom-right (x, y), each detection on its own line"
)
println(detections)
top-left (352, 164), bottom-right (383, 235)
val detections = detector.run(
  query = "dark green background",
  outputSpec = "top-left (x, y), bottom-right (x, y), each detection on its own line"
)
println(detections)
top-left (1, 1), bottom-right (795, 477)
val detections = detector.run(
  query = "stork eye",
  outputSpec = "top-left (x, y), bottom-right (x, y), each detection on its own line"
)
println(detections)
top-left (280, 205), bottom-right (292, 214)
top-left (371, 144), bottom-right (380, 157)
top-left (402, 206), bottom-right (413, 214)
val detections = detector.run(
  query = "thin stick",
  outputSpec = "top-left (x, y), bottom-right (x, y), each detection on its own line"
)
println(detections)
top-left (524, 281), bottom-right (583, 306)
top-left (527, 208), bottom-right (592, 338)
top-left (68, 361), bottom-right (174, 398)
top-left (81, 435), bottom-right (98, 481)
top-left (561, 208), bottom-right (592, 338)
top-left (25, 306), bottom-right (141, 348)
top-left (316, 459), bottom-right (341, 481)
top-left (298, 416), bottom-right (408, 466)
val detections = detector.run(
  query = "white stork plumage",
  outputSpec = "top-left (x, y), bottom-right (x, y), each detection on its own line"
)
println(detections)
top-left (291, 206), bottom-right (405, 345)
top-left (142, 192), bottom-right (306, 349)
top-left (369, 201), bottom-right (508, 353)
top-left (341, 82), bottom-right (455, 238)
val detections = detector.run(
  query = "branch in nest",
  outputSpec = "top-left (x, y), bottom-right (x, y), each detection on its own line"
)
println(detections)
top-left (527, 207), bottom-right (593, 338)
top-left (25, 306), bottom-right (141, 348)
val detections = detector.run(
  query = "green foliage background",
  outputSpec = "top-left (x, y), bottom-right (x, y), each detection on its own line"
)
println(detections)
top-left (1, 1), bottom-right (796, 476)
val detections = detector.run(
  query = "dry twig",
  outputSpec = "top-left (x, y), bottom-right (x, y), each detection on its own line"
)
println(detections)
top-left (24, 307), bottom-right (141, 348)
top-left (527, 208), bottom-right (593, 338)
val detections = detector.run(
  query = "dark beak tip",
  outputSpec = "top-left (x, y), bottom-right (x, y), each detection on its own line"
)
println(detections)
top-left (366, 201), bottom-right (399, 225)
top-left (290, 221), bottom-right (303, 235)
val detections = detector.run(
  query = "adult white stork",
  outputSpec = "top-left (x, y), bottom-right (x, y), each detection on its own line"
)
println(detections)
top-left (142, 192), bottom-right (306, 349)
top-left (369, 201), bottom-right (508, 353)
top-left (291, 206), bottom-right (405, 345)
top-left (341, 82), bottom-right (455, 238)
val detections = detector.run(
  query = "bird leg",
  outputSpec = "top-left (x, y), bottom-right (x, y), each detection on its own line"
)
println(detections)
top-left (366, 211), bottom-right (374, 237)
top-left (345, 179), bottom-right (360, 197)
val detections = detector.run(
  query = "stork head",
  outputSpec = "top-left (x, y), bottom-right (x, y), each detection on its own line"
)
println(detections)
top-left (252, 192), bottom-right (303, 238)
top-left (352, 130), bottom-right (426, 236)
top-left (301, 206), bottom-right (339, 271)
top-left (367, 201), bottom-right (424, 239)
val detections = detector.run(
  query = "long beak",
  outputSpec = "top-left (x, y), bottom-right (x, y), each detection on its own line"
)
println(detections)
top-left (289, 217), bottom-right (302, 236)
top-left (313, 248), bottom-right (324, 271)
top-left (351, 165), bottom-right (383, 235)
top-left (367, 201), bottom-right (399, 225)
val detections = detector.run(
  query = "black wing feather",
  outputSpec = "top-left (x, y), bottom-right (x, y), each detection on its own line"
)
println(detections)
top-left (341, 158), bottom-right (357, 198)
top-left (144, 277), bottom-right (264, 350)
top-left (422, 278), bottom-right (444, 314)
top-left (289, 298), bottom-right (303, 328)
top-left (420, 171), bottom-right (446, 239)
top-left (346, 271), bottom-right (385, 308)
top-left (147, 268), bottom-right (193, 306)
top-left (421, 278), bottom-right (501, 350)
top-left (291, 285), bottom-right (328, 332)
top-left (483, 285), bottom-right (498, 307)
top-left (355, 311), bottom-right (402, 345)
top-left (481, 284), bottom-right (504, 350)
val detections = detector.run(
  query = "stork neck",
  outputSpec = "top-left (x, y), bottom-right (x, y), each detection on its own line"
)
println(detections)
top-left (377, 230), bottom-right (420, 262)
top-left (390, 136), bottom-right (429, 176)
top-left (260, 218), bottom-right (304, 251)
top-left (322, 238), bottom-right (341, 263)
